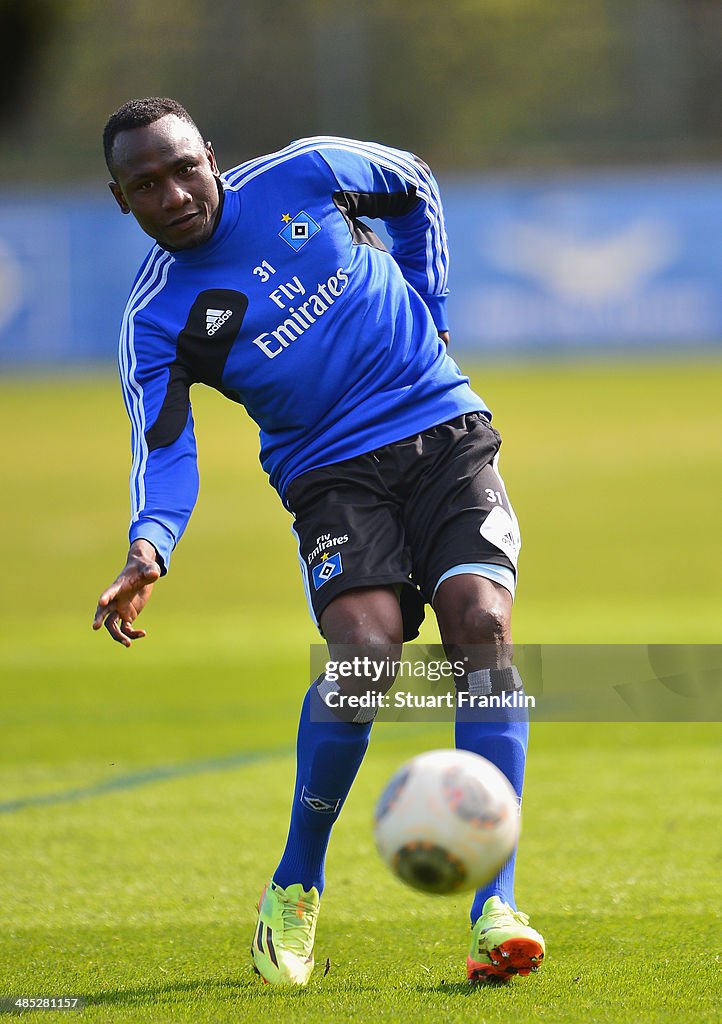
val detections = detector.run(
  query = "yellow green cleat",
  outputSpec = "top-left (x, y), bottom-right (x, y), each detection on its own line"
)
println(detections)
top-left (251, 880), bottom-right (320, 987)
top-left (467, 896), bottom-right (545, 983)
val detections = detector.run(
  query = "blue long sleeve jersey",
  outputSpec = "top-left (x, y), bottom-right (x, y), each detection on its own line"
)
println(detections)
top-left (118, 136), bottom-right (488, 572)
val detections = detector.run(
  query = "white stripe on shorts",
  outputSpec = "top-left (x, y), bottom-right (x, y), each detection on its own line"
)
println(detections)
top-left (432, 562), bottom-right (516, 603)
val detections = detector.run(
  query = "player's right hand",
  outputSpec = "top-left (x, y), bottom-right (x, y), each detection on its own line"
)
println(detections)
top-left (92, 540), bottom-right (161, 647)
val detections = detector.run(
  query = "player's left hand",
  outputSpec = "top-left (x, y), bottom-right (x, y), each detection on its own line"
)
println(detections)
top-left (438, 330), bottom-right (450, 346)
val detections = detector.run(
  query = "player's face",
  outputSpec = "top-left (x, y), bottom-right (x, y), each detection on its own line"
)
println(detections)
top-left (109, 115), bottom-right (221, 251)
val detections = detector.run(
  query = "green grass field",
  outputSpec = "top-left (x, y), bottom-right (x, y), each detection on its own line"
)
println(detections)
top-left (1, 359), bottom-right (721, 1023)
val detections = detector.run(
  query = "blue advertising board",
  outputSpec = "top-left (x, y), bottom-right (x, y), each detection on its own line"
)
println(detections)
top-left (441, 168), bottom-right (722, 352)
top-left (0, 167), bottom-right (720, 366)
top-left (0, 195), bottom-right (149, 367)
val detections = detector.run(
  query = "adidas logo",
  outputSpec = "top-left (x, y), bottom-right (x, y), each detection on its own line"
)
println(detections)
top-left (206, 308), bottom-right (233, 336)
top-left (500, 531), bottom-right (516, 549)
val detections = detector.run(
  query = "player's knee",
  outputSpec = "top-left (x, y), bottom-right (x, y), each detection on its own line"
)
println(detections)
top-left (453, 600), bottom-right (510, 646)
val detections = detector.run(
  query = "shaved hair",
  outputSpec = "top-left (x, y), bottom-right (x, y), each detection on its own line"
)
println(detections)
top-left (103, 97), bottom-right (203, 174)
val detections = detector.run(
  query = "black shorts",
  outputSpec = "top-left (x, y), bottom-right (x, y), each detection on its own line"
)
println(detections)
top-left (286, 412), bottom-right (520, 641)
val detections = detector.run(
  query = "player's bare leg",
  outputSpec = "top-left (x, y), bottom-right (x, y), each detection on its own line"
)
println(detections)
top-left (322, 585), bottom-right (403, 647)
top-left (434, 572), bottom-right (513, 662)
top-left (434, 574), bottom-right (545, 982)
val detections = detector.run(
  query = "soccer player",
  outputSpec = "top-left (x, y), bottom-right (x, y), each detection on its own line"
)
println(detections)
top-left (93, 97), bottom-right (545, 986)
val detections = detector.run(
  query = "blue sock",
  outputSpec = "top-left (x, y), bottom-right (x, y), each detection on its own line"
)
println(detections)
top-left (273, 680), bottom-right (372, 894)
top-left (455, 668), bottom-right (529, 922)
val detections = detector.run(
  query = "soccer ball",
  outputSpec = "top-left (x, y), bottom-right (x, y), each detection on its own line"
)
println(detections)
top-left (374, 749), bottom-right (519, 895)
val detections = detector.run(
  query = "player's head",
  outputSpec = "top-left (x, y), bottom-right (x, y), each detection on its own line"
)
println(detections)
top-left (103, 97), bottom-right (221, 251)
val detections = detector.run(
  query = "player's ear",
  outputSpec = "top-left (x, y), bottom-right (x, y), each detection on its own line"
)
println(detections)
top-left (108, 181), bottom-right (131, 215)
top-left (205, 141), bottom-right (219, 176)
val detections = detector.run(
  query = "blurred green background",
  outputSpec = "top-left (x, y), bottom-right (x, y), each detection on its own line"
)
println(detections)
top-left (1, 365), bottom-right (720, 1023)
top-left (1, 0), bottom-right (721, 181)
top-left (1, 361), bottom-right (720, 772)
